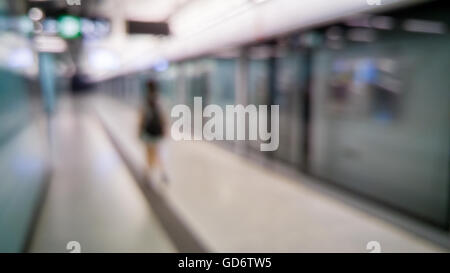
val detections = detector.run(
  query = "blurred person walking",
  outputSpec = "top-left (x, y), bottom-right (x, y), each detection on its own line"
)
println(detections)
top-left (139, 80), bottom-right (168, 185)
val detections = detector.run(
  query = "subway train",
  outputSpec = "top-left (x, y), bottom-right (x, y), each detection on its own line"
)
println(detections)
top-left (97, 1), bottom-right (450, 231)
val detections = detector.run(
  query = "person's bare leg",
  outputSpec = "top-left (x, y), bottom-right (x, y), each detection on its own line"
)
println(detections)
top-left (146, 144), bottom-right (158, 181)
top-left (146, 145), bottom-right (157, 166)
top-left (157, 142), bottom-right (168, 183)
top-left (147, 142), bottom-right (168, 185)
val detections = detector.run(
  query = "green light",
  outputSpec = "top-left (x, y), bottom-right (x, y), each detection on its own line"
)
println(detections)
top-left (58, 15), bottom-right (81, 39)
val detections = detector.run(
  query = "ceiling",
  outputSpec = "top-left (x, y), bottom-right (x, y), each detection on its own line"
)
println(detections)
top-left (14, 0), bottom-right (428, 81)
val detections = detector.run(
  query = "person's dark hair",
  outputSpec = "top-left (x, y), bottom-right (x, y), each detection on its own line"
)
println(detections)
top-left (146, 80), bottom-right (158, 104)
top-left (147, 80), bottom-right (157, 94)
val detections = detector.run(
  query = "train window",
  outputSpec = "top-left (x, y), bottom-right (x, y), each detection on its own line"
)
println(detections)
top-left (328, 59), bottom-right (353, 108)
top-left (370, 60), bottom-right (402, 123)
top-left (327, 58), bottom-right (370, 116)
top-left (327, 56), bottom-right (402, 123)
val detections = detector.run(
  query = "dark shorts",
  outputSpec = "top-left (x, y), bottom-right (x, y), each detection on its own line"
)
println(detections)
top-left (140, 132), bottom-right (163, 144)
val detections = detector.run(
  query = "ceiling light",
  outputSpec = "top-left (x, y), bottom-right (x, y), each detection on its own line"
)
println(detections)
top-left (28, 7), bottom-right (44, 21)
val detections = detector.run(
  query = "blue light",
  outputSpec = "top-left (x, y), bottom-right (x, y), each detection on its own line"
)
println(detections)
top-left (154, 59), bottom-right (169, 72)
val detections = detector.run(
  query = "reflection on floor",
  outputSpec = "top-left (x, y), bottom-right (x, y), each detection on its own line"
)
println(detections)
top-left (0, 118), bottom-right (49, 252)
top-left (29, 96), bottom-right (175, 252)
top-left (95, 94), bottom-right (445, 253)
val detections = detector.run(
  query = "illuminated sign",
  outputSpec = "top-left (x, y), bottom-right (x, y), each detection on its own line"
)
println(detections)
top-left (58, 15), bottom-right (81, 39)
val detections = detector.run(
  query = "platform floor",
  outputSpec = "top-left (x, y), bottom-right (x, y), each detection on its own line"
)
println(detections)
top-left (93, 94), bottom-right (446, 253)
top-left (28, 96), bottom-right (175, 252)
